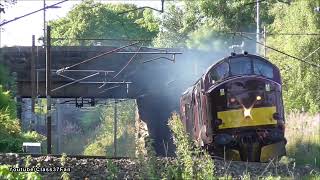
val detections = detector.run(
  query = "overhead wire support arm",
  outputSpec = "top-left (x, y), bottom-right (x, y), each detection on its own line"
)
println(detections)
top-left (98, 45), bottom-right (142, 89)
top-left (238, 33), bottom-right (320, 68)
top-left (56, 73), bottom-right (75, 81)
top-left (37, 69), bottom-right (115, 74)
top-left (99, 85), bottom-right (121, 94)
top-left (51, 72), bottom-right (100, 92)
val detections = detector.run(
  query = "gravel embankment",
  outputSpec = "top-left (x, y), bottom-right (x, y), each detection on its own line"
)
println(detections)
top-left (0, 154), bottom-right (318, 179)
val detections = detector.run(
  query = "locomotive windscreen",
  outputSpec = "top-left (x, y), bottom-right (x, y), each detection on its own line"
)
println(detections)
top-left (207, 56), bottom-right (277, 87)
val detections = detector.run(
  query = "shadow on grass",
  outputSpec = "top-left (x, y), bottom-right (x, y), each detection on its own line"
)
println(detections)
top-left (287, 139), bottom-right (320, 168)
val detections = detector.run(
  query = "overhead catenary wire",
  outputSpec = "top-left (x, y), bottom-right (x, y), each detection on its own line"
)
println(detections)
top-left (117, 0), bottom-right (164, 15)
top-left (112, 45), bottom-right (143, 79)
top-left (56, 42), bottom-right (140, 73)
top-left (242, 0), bottom-right (268, 6)
top-left (0, 0), bottom-right (69, 27)
top-left (302, 46), bottom-right (320, 60)
top-left (224, 31), bottom-right (320, 36)
top-left (238, 33), bottom-right (320, 68)
top-left (51, 37), bottom-right (152, 42)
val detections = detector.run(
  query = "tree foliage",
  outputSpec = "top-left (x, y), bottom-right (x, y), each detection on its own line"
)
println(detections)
top-left (0, 62), bottom-right (44, 153)
top-left (154, 0), bottom-right (277, 51)
top-left (267, 0), bottom-right (320, 113)
top-left (0, 64), bottom-right (16, 119)
top-left (153, 2), bottom-right (200, 48)
top-left (49, 0), bottom-right (159, 46)
top-left (0, 165), bottom-right (41, 180)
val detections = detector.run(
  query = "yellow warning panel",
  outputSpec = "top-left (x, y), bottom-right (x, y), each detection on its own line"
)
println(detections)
top-left (217, 106), bottom-right (277, 129)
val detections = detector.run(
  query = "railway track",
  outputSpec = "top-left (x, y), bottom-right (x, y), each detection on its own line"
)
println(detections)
top-left (1, 153), bottom-right (318, 179)
top-left (4, 153), bottom-right (133, 159)
top-left (7, 153), bottom-right (245, 163)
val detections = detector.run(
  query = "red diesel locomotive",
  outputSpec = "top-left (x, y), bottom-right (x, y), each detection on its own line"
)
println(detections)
top-left (180, 52), bottom-right (286, 162)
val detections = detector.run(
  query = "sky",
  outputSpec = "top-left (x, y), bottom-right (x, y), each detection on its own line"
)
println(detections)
top-left (0, 0), bottom-right (163, 47)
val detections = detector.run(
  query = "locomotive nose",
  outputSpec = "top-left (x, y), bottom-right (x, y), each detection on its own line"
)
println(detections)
top-left (243, 107), bottom-right (252, 119)
top-left (239, 95), bottom-right (263, 119)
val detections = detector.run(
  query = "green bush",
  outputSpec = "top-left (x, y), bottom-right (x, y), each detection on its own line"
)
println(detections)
top-left (0, 110), bottom-right (45, 153)
top-left (22, 131), bottom-right (46, 142)
top-left (106, 160), bottom-right (119, 180)
top-left (0, 86), bottom-right (16, 119)
top-left (167, 112), bottom-right (215, 180)
top-left (0, 165), bottom-right (42, 180)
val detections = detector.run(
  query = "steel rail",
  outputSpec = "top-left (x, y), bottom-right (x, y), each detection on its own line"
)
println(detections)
top-left (10, 153), bottom-right (133, 159)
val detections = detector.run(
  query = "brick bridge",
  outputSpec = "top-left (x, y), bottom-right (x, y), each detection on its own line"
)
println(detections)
top-left (0, 45), bottom-right (223, 155)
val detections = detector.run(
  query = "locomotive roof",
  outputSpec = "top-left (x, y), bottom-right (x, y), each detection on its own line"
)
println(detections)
top-left (181, 52), bottom-right (281, 96)
top-left (203, 53), bottom-right (279, 77)
top-left (182, 86), bottom-right (194, 96)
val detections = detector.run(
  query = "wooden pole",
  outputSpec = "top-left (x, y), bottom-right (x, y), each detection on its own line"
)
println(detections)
top-left (264, 26), bottom-right (267, 57)
top-left (31, 35), bottom-right (36, 116)
top-left (256, 0), bottom-right (260, 54)
top-left (113, 99), bottom-right (117, 157)
top-left (46, 26), bottom-right (52, 154)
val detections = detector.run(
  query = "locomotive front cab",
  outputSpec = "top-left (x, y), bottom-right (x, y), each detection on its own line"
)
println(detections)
top-left (204, 54), bottom-right (286, 162)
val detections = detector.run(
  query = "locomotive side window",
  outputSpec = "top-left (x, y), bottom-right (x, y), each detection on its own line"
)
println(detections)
top-left (230, 58), bottom-right (252, 75)
top-left (253, 60), bottom-right (274, 78)
top-left (210, 62), bottom-right (229, 82)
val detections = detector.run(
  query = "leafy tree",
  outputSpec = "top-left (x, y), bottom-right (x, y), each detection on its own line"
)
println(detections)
top-left (197, 0), bottom-right (276, 32)
top-left (267, 0), bottom-right (320, 113)
top-left (0, 64), bottom-right (16, 118)
top-left (0, 60), bottom-right (44, 153)
top-left (153, 2), bottom-right (201, 48)
top-left (49, 0), bottom-right (159, 46)
top-left (154, 0), bottom-right (277, 51)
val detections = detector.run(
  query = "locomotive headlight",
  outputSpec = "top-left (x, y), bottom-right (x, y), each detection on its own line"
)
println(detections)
top-left (256, 95), bottom-right (262, 101)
